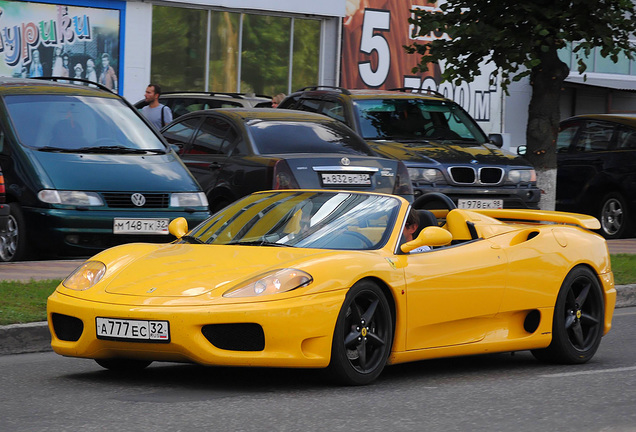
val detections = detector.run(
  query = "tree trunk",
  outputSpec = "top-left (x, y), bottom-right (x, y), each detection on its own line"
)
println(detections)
top-left (525, 48), bottom-right (569, 210)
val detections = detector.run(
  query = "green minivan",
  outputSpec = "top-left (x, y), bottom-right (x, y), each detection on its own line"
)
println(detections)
top-left (0, 78), bottom-right (210, 262)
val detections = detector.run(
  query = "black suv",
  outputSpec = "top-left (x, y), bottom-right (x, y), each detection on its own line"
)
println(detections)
top-left (280, 87), bottom-right (540, 209)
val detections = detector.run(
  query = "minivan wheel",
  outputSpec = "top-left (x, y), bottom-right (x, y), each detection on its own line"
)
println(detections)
top-left (0, 203), bottom-right (29, 262)
top-left (599, 192), bottom-right (632, 239)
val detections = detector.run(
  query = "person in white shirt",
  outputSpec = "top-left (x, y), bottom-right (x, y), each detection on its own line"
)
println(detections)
top-left (140, 84), bottom-right (173, 130)
top-left (402, 208), bottom-right (432, 253)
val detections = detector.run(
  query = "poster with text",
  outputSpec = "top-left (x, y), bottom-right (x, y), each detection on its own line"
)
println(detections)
top-left (0, 1), bottom-right (120, 92)
top-left (341, 0), bottom-right (502, 132)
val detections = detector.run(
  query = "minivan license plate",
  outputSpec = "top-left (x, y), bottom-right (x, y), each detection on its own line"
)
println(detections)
top-left (96, 317), bottom-right (170, 342)
top-left (458, 199), bottom-right (503, 209)
top-left (113, 218), bottom-right (169, 234)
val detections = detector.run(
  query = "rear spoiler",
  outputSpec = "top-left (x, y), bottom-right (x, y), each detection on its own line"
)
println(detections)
top-left (472, 209), bottom-right (601, 230)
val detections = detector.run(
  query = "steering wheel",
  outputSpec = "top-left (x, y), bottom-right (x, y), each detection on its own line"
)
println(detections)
top-left (413, 192), bottom-right (457, 211)
top-left (340, 231), bottom-right (374, 249)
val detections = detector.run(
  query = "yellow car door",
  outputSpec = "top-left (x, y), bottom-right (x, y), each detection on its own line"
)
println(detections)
top-left (403, 239), bottom-right (507, 350)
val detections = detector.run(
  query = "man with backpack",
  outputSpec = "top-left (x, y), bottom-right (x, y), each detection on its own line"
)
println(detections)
top-left (141, 84), bottom-right (173, 130)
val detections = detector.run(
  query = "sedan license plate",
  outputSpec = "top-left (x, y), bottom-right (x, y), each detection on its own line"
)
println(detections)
top-left (321, 173), bottom-right (371, 186)
top-left (113, 218), bottom-right (169, 234)
top-left (458, 199), bottom-right (503, 209)
top-left (96, 317), bottom-right (170, 342)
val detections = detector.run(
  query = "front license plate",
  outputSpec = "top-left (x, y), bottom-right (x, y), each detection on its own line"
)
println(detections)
top-left (321, 173), bottom-right (371, 186)
top-left (96, 317), bottom-right (170, 342)
top-left (458, 199), bottom-right (503, 209)
top-left (113, 218), bottom-right (169, 234)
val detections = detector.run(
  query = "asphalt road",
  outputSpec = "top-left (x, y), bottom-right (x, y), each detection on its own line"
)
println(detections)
top-left (2, 307), bottom-right (635, 432)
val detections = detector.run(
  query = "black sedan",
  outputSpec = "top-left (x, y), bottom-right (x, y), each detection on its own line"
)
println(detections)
top-left (557, 113), bottom-right (636, 239)
top-left (161, 108), bottom-right (413, 211)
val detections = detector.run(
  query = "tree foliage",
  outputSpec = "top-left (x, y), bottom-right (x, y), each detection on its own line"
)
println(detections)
top-left (406, 0), bottom-right (636, 207)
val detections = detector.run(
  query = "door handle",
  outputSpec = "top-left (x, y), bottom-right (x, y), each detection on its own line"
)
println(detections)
top-left (208, 162), bottom-right (221, 170)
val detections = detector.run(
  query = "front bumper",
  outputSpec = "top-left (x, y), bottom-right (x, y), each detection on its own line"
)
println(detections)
top-left (47, 288), bottom-right (345, 368)
top-left (413, 184), bottom-right (541, 209)
top-left (23, 206), bottom-right (210, 255)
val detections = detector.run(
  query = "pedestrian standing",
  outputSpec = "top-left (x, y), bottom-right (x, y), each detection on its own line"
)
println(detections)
top-left (140, 84), bottom-right (173, 130)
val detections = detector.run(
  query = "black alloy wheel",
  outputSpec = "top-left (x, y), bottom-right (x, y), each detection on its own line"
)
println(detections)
top-left (0, 203), bottom-right (28, 262)
top-left (531, 266), bottom-right (604, 364)
top-left (599, 192), bottom-right (632, 239)
top-left (329, 280), bottom-right (393, 385)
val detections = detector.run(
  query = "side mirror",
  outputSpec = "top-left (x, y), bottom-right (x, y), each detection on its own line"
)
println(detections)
top-left (488, 133), bottom-right (503, 148)
top-left (168, 217), bottom-right (188, 239)
top-left (401, 226), bottom-right (452, 253)
top-left (517, 145), bottom-right (526, 156)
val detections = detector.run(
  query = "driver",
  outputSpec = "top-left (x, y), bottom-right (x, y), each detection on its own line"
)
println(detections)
top-left (402, 208), bottom-right (431, 253)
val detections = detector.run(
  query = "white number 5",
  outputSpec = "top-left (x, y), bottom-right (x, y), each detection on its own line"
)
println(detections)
top-left (358, 10), bottom-right (391, 87)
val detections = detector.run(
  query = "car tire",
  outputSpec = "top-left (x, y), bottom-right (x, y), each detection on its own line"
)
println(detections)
top-left (531, 266), bottom-right (604, 364)
top-left (95, 358), bottom-right (152, 372)
top-left (598, 192), bottom-right (632, 239)
top-left (0, 203), bottom-right (28, 262)
top-left (328, 280), bottom-right (393, 385)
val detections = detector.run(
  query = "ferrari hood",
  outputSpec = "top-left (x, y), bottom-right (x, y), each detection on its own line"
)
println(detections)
top-left (102, 243), bottom-right (328, 298)
top-left (367, 139), bottom-right (530, 166)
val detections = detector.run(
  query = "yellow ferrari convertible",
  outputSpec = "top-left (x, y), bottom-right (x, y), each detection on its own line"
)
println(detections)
top-left (47, 190), bottom-right (615, 385)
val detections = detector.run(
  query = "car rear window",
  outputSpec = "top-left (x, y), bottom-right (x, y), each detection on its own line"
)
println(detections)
top-left (246, 119), bottom-right (374, 155)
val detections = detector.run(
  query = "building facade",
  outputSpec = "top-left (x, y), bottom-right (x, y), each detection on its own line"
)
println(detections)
top-left (1, 0), bottom-right (634, 148)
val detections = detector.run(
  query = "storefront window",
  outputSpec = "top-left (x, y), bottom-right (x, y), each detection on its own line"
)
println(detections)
top-left (151, 6), bottom-right (207, 91)
top-left (292, 19), bottom-right (321, 92)
top-left (595, 48), bottom-right (630, 75)
top-left (151, 6), bottom-right (323, 95)
top-left (209, 11), bottom-right (241, 92)
top-left (241, 14), bottom-right (291, 96)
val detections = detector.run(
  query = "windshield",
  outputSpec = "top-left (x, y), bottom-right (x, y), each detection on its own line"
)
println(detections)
top-left (246, 119), bottom-right (374, 155)
top-left (5, 94), bottom-right (167, 153)
top-left (185, 191), bottom-right (401, 250)
top-left (354, 98), bottom-right (488, 143)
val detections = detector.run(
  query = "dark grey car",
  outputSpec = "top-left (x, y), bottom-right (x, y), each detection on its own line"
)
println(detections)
top-left (160, 108), bottom-right (414, 211)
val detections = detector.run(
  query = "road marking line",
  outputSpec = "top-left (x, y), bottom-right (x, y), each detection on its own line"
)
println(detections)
top-left (541, 366), bottom-right (636, 378)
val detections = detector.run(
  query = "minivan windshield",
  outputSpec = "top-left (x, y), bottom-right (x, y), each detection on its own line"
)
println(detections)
top-left (354, 98), bottom-right (488, 143)
top-left (5, 94), bottom-right (167, 153)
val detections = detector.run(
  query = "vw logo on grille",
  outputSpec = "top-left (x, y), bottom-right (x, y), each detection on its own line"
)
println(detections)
top-left (340, 157), bottom-right (351, 166)
top-left (131, 193), bottom-right (146, 207)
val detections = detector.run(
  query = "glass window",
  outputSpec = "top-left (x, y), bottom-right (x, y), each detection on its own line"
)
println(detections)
top-left (188, 117), bottom-right (232, 155)
top-left (241, 14), bottom-right (291, 96)
top-left (576, 122), bottom-right (614, 152)
top-left (151, 6), bottom-right (207, 91)
top-left (209, 11), bottom-right (240, 92)
top-left (297, 99), bottom-right (322, 113)
top-left (246, 119), bottom-right (374, 155)
top-left (292, 18), bottom-right (320, 91)
top-left (5, 95), bottom-right (165, 152)
top-left (321, 100), bottom-right (346, 123)
top-left (162, 117), bottom-right (201, 153)
top-left (556, 123), bottom-right (579, 153)
top-left (616, 126), bottom-right (636, 149)
top-left (595, 48), bottom-right (630, 74)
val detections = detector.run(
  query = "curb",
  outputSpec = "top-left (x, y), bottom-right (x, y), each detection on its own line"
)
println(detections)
top-left (2, 285), bottom-right (635, 357)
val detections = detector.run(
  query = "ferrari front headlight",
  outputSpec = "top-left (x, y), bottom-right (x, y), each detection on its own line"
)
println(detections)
top-left (223, 268), bottom-right (312, 298)
top-left (62, 261), bottom-right (106, 291)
